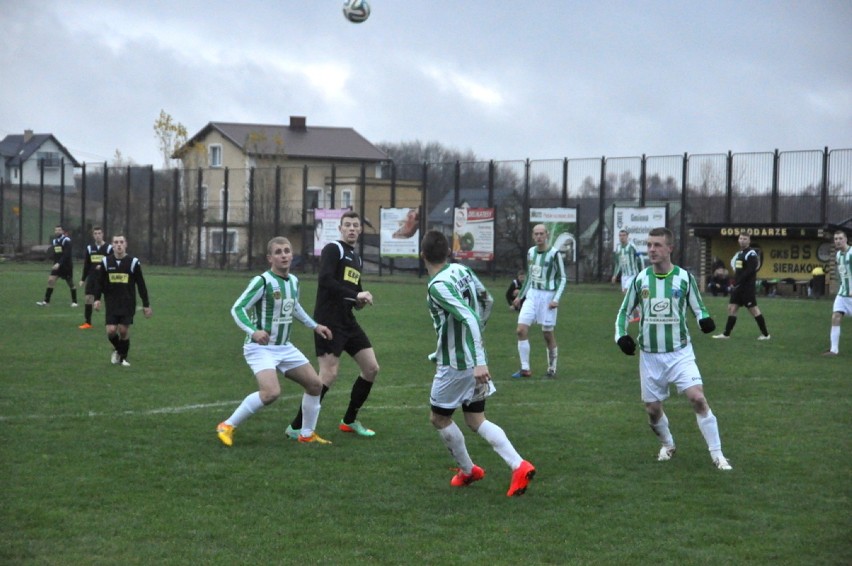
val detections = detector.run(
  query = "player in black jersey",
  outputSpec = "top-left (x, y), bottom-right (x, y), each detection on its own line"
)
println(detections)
top-left (92, 234), bottom-right (153, 366)
top-left (713, 232), bottom-right (771, 340)
top-left (36, 225), bottom-right (78, 307)
top-left (287, 211), bottom-right (380, 438)
top-left (78, 226), bottom-right (113, 329)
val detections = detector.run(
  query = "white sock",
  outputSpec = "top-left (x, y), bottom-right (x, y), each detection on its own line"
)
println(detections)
top-left (477, 420), bottom-right (523, 470)
top-left (438, 421), bottom-right (474, 473)
top-left (518, 339), bottom-right (530, 370)
top-left (650, 413), bottom-right (674, 447)
top-left (226, 391), bottom-right (264, 427)
top-left (547, 347), bottom-right (558, 370)
top-left (696, 408), bottom-right (723, 456)
top-left (830, 326), bottom-right (841, 353)
top-left (299, 393), bottom-right (321, 437)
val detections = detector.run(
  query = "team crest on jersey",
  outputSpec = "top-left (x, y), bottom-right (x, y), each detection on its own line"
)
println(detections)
top-left (273, 290), bottom-right (282, 300)
top-left (641, 288), bottom-right (650, 299)
top-left (672, 288), bottom-right (682, 300)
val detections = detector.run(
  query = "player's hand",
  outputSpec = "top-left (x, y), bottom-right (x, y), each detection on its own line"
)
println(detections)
top-left (548, 300), bottom-right (559, 310)
top-left (315, 324), bottom-right (333, 340)
top-left (252, 330), bottom-right (270, 345)
top-left (142, 307), bottom-right (153, 319)
top-left (78, 281), bottom-right (84, 289)
top-left (93, 300), bottom-right (101, 311)
top-left (356, 291), bottom-right (373, 307)
top-left (617, 335), bottom-right (636, 356)
top-left (512, 297), bottom-right (520, 309)
top-left (473, 364), bottom-right (491, 383)
top-left (698, 317), bottom-right (716, 334)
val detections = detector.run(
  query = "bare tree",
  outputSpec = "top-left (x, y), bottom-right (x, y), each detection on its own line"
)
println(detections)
top-left (153, 110), bottom-right (188, 170)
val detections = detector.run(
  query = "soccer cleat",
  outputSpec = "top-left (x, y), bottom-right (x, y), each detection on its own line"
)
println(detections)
top-left (216, 422), bottom-right (234, 446)
top-left (757, 334), bottom-right (771, 341)
top-left (78, 322), bottom-right (93, 329)
top-left (507, 460), bottom-right (536, 497)
top-left (657, 445), bottom-right (676, 461)
top-left (339, 420), bottom-right (376, 437)
top-left (821, 350), bottom-right (838, 357)
top-left (120, 360), bottom-right (131, 367)
top-left (284, 425), bottom-right (300, 440)
top-left (713, 455), bottom-right (733, 471)
top-left (110, 351), bottom-right (120, 365)
top-left (511, 369), bottom-right (532, 378)
top-left (36, 301), bottom-right (49, 306)
top-left (545, 368), bottom-right (556, 378)
top-left (712, 334), bottom-right (729, 340)
top-left (450, 464), bottom-right (486, 487)
top-left (298, 432), bottom-right (332, 444)
top-left (71, 303), bottom-right (79, 307)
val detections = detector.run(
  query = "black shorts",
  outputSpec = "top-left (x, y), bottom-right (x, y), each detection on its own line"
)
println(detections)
top-left (84, 272), bottom-right (99, 295)
top-left (105, 313), bottom-right (135, 326)
top-left (315, 320), bottom-right (372, 358)
top-left (730, 285), bottom-right (757, 308)
top-left (51, 267), bottom-right (73, 281)
top-left (431, 399), bottom-right (486, 416)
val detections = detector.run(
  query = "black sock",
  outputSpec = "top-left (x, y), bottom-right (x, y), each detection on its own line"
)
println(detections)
top-left (343, 376), bottom-right (374, 424)
top-left (70, 286), bottom-right (77, 303)
top-left (109, 334), bottom-right (121, 350)
top-left (84, 304), bottom-right (93, 324)
top-left (755, 314), bottom-right (768, 336)
top-left (291, 384), bottom-right (329, 429)
top-left (121, 339), bottom-right (130, 360)
top-left (724, 315), bottom-right (737, 336)
top-left (45, 288), bottom-right (54, 302)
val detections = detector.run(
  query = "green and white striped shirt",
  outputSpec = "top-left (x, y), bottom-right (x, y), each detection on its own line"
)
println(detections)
top-left (613, 242), bottom-right (643, 278)
top-left (615, 266), bottom-right (711, 353)
top-left (427, 263), bottom-right (488, 369)
top-left (519, 246), bottom-right (567, 302)
top-left (232, 271), bottom-right (317, 346)
top-left (837, 247), bottom-right (852, 297)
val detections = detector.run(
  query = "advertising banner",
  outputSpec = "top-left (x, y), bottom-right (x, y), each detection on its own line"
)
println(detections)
top-left (452, 207), bottom-right (494, 261)
top-left (313, 208), bottom-right (349, 255)
top-left (612, 205), bottom-right (668, 254)
top-left (380, 207), bottom-right (420, 258)
top-left (529, 207), bottom-right (578, 262)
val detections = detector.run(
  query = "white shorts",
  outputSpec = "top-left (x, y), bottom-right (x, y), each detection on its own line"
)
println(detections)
top-left (243, 342), bottom-right (310, 376)
top-left (620, 274), bottom-right (635, 293)
top-left (517, 288), bottom-right (558, 330)
top-left (638, 344), bottom-right (703, 403)
top-left (430, 365), bottom-right (496, 410)
top-left (832, 295), bottom-right (852, 316)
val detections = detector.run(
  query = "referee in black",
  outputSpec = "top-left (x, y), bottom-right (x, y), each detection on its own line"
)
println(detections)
top-left (713, 232), bottom-right (771, 340)
top-left (287, 211), bottom-right (380, 438)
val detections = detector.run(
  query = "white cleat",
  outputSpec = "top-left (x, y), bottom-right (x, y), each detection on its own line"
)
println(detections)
top-left (712, 334), bottom-right (729, 340)
top-left (36, 301), bottom-right (49, 306)
top-left (713, 455), bottom-right (733, 470)
top-left (657, 445), bottom-right (676, 461)
top-left (757, 335), bottom-right (771, 341)
top-left (120, 360), bottom-right (131, 367)
top-left (71, 302), bottom-right (79, 307)
top-left (111, 351), bottom-right (120, 365)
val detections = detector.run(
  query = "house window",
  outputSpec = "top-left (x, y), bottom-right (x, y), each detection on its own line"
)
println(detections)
top-left (340, 189), bottom-right (353, 209)
top-left (211, 229), bottom-right (237, 254)
top-left (209, 145), bottom-right (223, 168)
top-left (37, 151), bottom-right (61, 168)
top-left (307, 186), bottom-right (328, 209)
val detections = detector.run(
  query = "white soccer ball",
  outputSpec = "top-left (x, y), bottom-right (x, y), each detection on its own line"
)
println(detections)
top-left (342, 0), bottom-right (370, 23)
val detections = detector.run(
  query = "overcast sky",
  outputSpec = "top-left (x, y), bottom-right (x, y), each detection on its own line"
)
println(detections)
top-left (2, 0), bottom-right (850, 168)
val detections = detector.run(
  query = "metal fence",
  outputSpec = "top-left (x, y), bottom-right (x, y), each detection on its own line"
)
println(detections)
top-left (2, 147), bottom-right (850, 281)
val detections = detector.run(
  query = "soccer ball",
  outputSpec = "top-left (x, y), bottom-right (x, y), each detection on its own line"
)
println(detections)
top-left (342, 0), bottom-right (370, 23)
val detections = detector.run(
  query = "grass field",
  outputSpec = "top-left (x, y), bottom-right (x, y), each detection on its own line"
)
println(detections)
top-left (1, 262), bottom-right (849, 565)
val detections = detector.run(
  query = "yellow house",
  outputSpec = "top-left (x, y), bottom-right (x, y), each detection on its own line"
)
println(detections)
top-left (174, 116), bottom-right (420, 267)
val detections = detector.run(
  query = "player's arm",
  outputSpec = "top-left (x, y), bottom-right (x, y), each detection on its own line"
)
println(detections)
top-left (132, 261), bottom-right (153, 317)
top-left (551, 249), bottom-right (568, 304)
top-left (686, 273), bottom-right (715, 333)
top-left (614, 278), bottom-right (639, 340)
top-left (92, 257), bottom-right (107, 309)
top-left (60, 238), bottom-right (73, 268)
top-left (470, 270), bottom-right (493, 327)
top-left (230, 276), bottom-right (265, 336)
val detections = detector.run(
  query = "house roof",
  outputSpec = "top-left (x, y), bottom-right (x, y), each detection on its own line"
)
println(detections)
top-left (427, 187), bottom-right (519, 224)
top-left (175, 120), bottom-right (389, 162)
top-left (0, 133), bottom-right (80, 167)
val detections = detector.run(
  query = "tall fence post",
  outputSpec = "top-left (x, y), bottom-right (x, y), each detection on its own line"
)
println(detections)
top-left (221, 166), bottom-right (229, 269)
top-left (330, 164), bottom-right (336, 208)
top-left (172, 168), bottom-right (179, 267)
top-left (247, 167), bottom-right (255, 271)
top-left (597, 156), bottom-right (607, 281)
top-left (488, 159), bottom-right (495, 280)
top-left (820, 147), bottom-right (829, 225)
top-left (60, 158), bottom-right (66, 229)
top-left (639, 154), bottom-right (647, 207)
top-left (359, 162), bottom-right (366, 260)
top-left (274, 165), bottom-right (281, 236)
top-left (724, 151), bottom-right (732, 223)
top-left (39, 159), bottom-right (44, 244)
top-left (81, 163), bottom-right (87, 246)
top-left (561, 158), bottom-right (568, 208)
top-left (195, 168), bottom-right (203, 268)
top-left (18, 168), bottom-right (24, 252)
top-left (102, 162), bottom-right (109, 234)
top-left (522, 158), bottom-right (531, 259)
top-left (125, 165), bottom-right (132, 235)
top-left (148, 165), bottom-right (154, 261)
top-left (771, 148), bottom-right (780, 223)
top-left (301, 165), bottom-right (308, 268)
top-left (453, 160), bottom-right (461, 209)
top-left (680, 153), bottom-right (688, 265)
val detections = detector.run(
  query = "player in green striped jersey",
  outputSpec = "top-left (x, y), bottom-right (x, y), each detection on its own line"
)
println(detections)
top-left (615, 227), bottom-right (732, 471)
top-left (823, 230), bottom-right (851, 356)
top-left (422, 230), bottom-right (536, 497)
top-left (611, 229), bottom-right (642, 322)
top-left (217, 237), bottom-right (333, 447)
top-left (512, 224), bottom-right (567, 378)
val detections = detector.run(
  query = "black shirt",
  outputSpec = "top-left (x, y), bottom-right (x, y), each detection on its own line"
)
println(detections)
top-left (94, 255), bottom-right (150, 316)
top-left (313, 241), bottom-right (362, 327)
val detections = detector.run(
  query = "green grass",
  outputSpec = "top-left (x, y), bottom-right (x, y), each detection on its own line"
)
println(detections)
top-left (1, 263), bottom-right (849, 565)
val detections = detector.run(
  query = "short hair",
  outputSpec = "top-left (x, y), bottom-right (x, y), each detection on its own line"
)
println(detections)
top-left (421, 230), bottom-right (450, 264)
top-left (92, 226), bottom-right (103, 232)
top-left (619, 229), bottom-right (629, 235)
top-left (648, 227), bottom-right (673, 245)
top-left (738, 231), bottom-right (751, 239)
top-left (340, 211), bottom-right (360, 225)
top-left (835, 230), bottom-right (847, 237)
top-left (267, 236), bottom-right (291, 255)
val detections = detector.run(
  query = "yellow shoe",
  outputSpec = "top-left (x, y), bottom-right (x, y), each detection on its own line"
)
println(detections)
top-left (297, 432), bottom-right (332, 444)
top-left (216, 422), bottom-right (234, 446)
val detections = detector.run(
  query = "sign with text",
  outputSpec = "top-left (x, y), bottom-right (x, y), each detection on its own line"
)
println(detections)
top-left (380, 207), bottom-right (420, 258)
top-left (612, 205), bottom-right (668, 253)
top-left (529, 207), bottom-right (578, 262)
top-left (453, 207), bottom-right (494, 260)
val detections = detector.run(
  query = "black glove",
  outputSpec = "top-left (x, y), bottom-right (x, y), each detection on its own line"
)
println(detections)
top-left (617, 335), bottom-right (636, 356)
top-left (698, 317), bottom-right (716, 334)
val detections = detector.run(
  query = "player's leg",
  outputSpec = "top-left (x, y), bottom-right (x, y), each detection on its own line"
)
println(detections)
top-left (63, 274), bottom-right (78, 305)
top-left (285, 361), bottom-right (331, 443)
top-left (826, 310), bottom-right (844, 355)
top-left (38, 274), bottom-right (59, 305)
top-left (715, 302), bottom-right (740, 338)
top-left (640, 353), bottom-right (675, 460)
top-left (217, 368), bottom-right (279, 447)
top-left (684, 384), bottom-right (731, 470)
top-left (116, 323), bottom-right (132, 365)
top-left (542, 300), bottom-right (559, 376)
top-left (105, 322), bottom-right (122, 364)
top-left (81, 275), bottom-right (96, 328)
top-left (513, 294), bottom-right (535, 377)
top-left (338, 346), bottom-right (378, 436)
